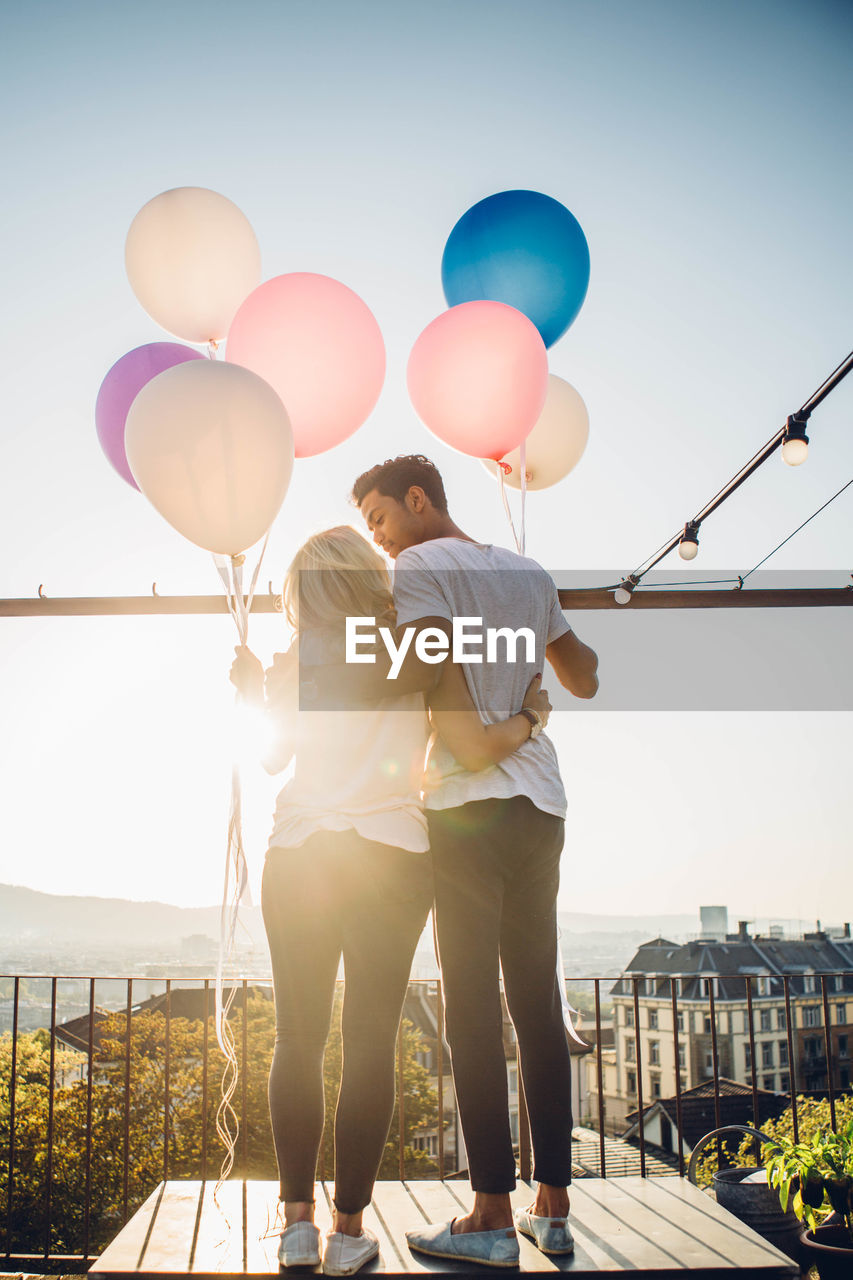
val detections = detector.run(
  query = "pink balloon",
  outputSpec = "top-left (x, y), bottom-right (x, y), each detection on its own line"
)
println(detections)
top-left (226, 273), bottom-right (386, 458)
top-left (95, 342), bottom-right (206, 488)
top-left (407, 301), bottom-right (548, 460)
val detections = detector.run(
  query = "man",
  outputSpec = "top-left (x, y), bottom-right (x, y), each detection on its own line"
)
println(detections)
top-left (352, 454), bottom-right (598, 1268)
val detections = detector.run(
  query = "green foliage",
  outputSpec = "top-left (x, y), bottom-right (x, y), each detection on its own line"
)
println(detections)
top-left (0, 993), bottom-right (439, 1259)
top-left (690, 1095), bottom-right (853, 1201)
top-left (761, 1106), bottom-right (853, 1244)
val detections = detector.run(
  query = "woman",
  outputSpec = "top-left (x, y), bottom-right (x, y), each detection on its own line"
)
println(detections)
top-left (231, 526), bottom-right (551, 1276)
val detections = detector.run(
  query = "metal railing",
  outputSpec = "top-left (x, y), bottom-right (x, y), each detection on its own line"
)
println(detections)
top-left (1, 969), bottom-right (851, 1271)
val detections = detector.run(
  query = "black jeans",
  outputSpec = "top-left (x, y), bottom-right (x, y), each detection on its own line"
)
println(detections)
top-left (429, 796), bottom-right (572, 1194)
top-left (262, 831), bottom-right (432, 1213)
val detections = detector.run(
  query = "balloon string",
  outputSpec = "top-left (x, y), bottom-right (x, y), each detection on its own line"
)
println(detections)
top-left (496, 461), bottom-right (523, 555)
top-left (207, 340), bottom-right (219, 361)
top-left (209, 533), bottom-right (271, 1196)
top-left (519, 439), bottom-right (528, 557)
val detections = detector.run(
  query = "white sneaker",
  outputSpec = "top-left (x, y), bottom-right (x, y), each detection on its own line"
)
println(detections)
top-left (278, 1221), bottom-right (321, 1267)
top-left (323, 1227), bottom-right (379, 1276)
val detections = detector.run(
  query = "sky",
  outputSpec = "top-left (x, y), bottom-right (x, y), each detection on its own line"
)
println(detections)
top-left (0, 0), bottom-right (851, 923)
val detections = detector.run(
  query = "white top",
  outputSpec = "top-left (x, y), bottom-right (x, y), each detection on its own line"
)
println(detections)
top-left (393, 537), bottom-right (571, 819)
top-left (266, 634), bottom-right (430, 854)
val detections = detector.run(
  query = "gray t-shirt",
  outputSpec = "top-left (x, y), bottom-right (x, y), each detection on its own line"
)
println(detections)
top-left (393, 537), bottom-right (571, 818)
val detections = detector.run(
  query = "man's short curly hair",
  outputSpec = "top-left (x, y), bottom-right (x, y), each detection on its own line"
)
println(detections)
top-left (351, 454), bottom-right (449, 514)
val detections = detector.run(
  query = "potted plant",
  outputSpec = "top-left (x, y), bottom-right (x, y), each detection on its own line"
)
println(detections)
top-left (764, 1115), bottom-right (853, 1280)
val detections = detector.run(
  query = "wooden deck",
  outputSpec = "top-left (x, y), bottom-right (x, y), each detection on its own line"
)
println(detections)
top-left (88, 1178), bottom-right (799, 1278)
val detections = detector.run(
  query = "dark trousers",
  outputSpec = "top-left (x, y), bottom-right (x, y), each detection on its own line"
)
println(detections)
top-left (429, 796), bottom-right (573, 1194)
top-left (262, 831), bottom-right (432, 1212)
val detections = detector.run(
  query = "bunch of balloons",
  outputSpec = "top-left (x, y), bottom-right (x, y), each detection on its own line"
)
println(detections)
top-left (96, 186), bottom-right (386, 556)
top-left (408, 189), bottom-right (591, 490)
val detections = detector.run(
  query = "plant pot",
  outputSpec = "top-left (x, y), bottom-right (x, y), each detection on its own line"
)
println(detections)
top-left (712, 1167), bottom-right (803, 1264)
top-left (801, 1224), bottom-right (853, 1280)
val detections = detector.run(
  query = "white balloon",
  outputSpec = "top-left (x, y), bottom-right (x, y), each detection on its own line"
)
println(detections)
top-left (125, 187), bottom-right (261, 343)
top-left (126, 361), bottom-right (294, 556)
top-left (482, 374), bottom-right (589, 490)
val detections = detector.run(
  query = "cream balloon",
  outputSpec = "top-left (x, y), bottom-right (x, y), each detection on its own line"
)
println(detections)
top-left (125, 188), bottom-right (261, 343)
top-left (482, 374), bottom-right (589, 489)
top-left (125, 360), bottom-right (293, 556)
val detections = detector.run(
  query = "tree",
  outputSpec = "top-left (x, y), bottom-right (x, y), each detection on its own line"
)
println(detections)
top-left (0, 993), bottom-right (439, 1258)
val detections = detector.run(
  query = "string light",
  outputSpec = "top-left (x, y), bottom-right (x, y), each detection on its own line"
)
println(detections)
top-left (678, 520), bottom-right (700, 560)
top-left (616, 350), bottom-right (853, 590)
top-left (781, 412), bottom-right (809, 467)
top-left (614, 575), bottom-right (638, 605)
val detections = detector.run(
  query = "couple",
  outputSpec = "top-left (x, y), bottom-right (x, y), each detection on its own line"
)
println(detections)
top-left (231, 455), bottom-right (599, 1275)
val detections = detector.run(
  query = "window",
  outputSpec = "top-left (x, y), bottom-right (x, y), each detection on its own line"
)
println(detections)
top-left (626, 1071), bottom-right (637, 1095)
top-left (704, 1016), bottom-right (713, 1033)
top-left (778, 1041), bottom-right (788, 1067)
top-left (645, 978), bottom-right (655, 997)
top-left (758, 976), bottom-right (771, 996)
top-left (649, 1040), bottom-right (660, 1066)
top-left (744, 1044), bottom-right (752, 1069)
top-left (763, 1076), bottom-right (775, 1091)
top-left (803, 1006), bottom-right (821, 1028)
top-left (625, 1007), bottom-right (634, 1028)
top-left (777, 1008), bottom-right (787, 1031)
top-left (780, 1073), bottom-right (790, 1092)
top-left (648, 1009), bottom-right (658, 1030)
top-left (805, 1037), bottom-right (821, 1059)
top-left (837, 1004), bottom-right (847, 1025)
top-left (838, 1034), bottom-right (849, 1060)
top-left (676, 1011), bottom-right (684, 1032)
top-left (678, 1043), bottom-right (686, 1069)
top-left (804, 975), bottom-right (817, 994)
top-left (507, 1064), bottom-right (518, 1093)
top-left (833, 976), bottom-right (844, 993)
top-left (761, 1042), bottom-right (774, 1069)
top-left (760, 1009), bottom-right (771, 1032)
top-left (651, 1078), bottom-right (662, 1099)
top-left (625, 1040), bottom-right (636, 1062)
top-left (510, 1109), bottom-right (519, 1144)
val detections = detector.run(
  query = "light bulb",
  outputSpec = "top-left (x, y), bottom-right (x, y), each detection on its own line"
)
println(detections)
top-left (678, 520), bottom-right (700, 560)
top-left (782, 437), bottom-right (809, 466)
top-left (614, 586), bottom-right (633, 605)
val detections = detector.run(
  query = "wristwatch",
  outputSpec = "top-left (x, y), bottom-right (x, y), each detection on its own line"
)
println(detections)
top-left (519, 707), bottom-right (543, 739)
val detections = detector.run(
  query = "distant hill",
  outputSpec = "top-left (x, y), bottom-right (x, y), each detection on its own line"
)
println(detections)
top-left (0, 882), bottom-right (705, 948)
top-left (557, 911), bottom-right (697, 939)
top-left (0, 883), bottom-right (266, 947)
top-left (0, 884), bottom-right (812, 952)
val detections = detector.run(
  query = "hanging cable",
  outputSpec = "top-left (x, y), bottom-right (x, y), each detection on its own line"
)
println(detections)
top-left (625, 350), bottom-right (853, 584)
top-left (740, 476), bottom-right (853, 583)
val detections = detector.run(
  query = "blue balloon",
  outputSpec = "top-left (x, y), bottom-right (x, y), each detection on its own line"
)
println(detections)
top-left (441, 190), bottom-right (590, 348)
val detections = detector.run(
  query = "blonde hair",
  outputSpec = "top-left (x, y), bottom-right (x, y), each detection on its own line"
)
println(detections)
top-left (283, 526), bottom-right (395, 632)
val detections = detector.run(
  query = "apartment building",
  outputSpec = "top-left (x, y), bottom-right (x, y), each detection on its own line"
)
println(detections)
top-left (594, 922), bottom-right (852, 1132)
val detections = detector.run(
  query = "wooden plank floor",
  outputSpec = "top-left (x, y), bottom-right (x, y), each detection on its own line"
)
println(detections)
top-left (89, 1178), bottom-right (799, 1278)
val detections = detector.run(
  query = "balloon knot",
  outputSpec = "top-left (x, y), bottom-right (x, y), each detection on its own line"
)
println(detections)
top-left (496, 460), bottom-right (512, 475)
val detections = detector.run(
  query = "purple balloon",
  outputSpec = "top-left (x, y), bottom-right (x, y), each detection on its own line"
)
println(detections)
top-left (95, 342), bottom-right (206, 488)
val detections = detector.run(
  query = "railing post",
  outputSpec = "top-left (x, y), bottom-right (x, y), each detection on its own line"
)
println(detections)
top-left (45, 977), bottom-right (57, 1260)
top-left (820, 975), bottom-right (837, 1131)
top-left (594, 979), bottom-right (606, 1177)
top-left (783, 976), bottom-right (799, 1142)
top-left (6, 976), bottom-right (19, 1259)
top-left (632, 978), bottom-right (645, 1178)
top-left (435, 978), bottom-right (445, 1180)
top-left (670, 977), bottom-right (685, 1177)
top-left (83, 977), bottom-right (95, 1257)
